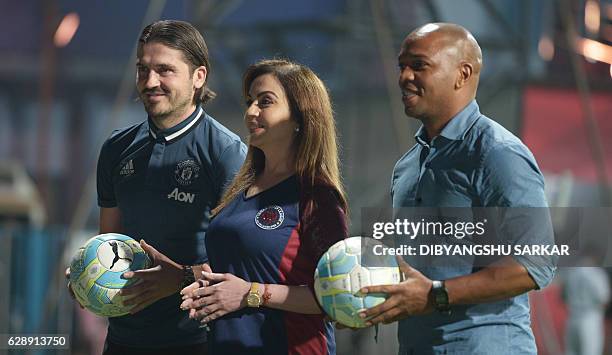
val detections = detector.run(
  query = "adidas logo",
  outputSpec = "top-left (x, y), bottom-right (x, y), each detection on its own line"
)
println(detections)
top-left (119, 159), bottom-right (135, 176)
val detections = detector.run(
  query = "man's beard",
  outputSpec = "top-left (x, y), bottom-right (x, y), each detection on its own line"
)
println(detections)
top-left (143, 100), bottom-right (172, 120)
top-left (141, 92), bottom-right (191, 121)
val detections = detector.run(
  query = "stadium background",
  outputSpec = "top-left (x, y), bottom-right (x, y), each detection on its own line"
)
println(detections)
top-left (0, 0), bottom-right (610, 354)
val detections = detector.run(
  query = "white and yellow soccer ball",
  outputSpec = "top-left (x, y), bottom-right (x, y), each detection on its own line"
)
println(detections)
top-left (314, 237), bottom-right (401, 328)
top-left (69, 233), bottom-right (151, 317)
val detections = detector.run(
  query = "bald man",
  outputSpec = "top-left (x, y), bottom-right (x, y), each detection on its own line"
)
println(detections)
top-left (358, 23), bottom-right (556, 354)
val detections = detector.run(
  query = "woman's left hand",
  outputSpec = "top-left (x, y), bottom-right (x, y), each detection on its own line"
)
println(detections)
top-left (180, 271), bottom-right (251, 323)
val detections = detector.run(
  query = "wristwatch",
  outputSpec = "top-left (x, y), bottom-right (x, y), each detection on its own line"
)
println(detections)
top-left (181, 265), bottom-right (195, 290)
top-left (431, 280), bottom-right (451, 314)
top-left (247, 282), bottom-right (262, 308)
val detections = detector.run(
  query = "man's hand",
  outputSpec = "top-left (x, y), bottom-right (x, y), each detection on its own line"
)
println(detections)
top-left (358, 256), bottom-right (434, 326)
top-left (178, 263), bottom-right (213, 310)
top-left (65, 267), bottom-right (84, 309)
top-left (191, 263), bottom-right (212, 280)
top-left (180, 271), bottom-right (250, 324)
top-left (119, 240), bottom-right (183, 314)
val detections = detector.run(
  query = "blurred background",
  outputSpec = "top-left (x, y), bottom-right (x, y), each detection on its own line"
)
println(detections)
top-left (0, 0), bottom-right (610, 354)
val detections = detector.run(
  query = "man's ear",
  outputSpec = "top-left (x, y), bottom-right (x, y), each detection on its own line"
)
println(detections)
top-left (193, 66), bottom-right (207, 89)
top-left (455, 62), bottom-right (473, 89)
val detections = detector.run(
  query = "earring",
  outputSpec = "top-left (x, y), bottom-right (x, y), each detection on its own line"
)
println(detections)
top-left (294, 127), bottom-right (300, 132)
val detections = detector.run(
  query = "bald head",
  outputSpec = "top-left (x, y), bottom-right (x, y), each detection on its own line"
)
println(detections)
top-left (408, 23), bottom-right (482, 77)
top-left (397, 23), bottom-right (483, 126)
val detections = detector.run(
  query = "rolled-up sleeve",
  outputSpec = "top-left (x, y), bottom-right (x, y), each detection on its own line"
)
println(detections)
top-left (477, 143), bottom-right (557, 289)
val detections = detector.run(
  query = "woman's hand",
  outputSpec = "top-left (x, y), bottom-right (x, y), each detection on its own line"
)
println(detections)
top-left (180, 271), bottom-right (251, 324)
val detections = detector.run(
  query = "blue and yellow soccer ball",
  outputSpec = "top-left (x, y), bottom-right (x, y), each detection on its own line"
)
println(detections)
top-left (69, 233), bottom-right (151, 317)
top-left (314, 237), bottom-right (401, 328)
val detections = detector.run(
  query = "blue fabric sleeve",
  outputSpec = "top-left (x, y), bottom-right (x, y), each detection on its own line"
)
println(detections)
top-left (478, 143), bottom-right (546, 207)
top-left (478, 143), bottom-right (557, 289)
top-left (213, 140), bottom-right (247, 197)
top-left (97, 137), bottom-right (117, 208)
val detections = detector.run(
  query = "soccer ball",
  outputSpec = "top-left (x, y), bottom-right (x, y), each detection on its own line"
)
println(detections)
top-left (314, 237), bottom-right (401, 328)
top-left (69, 233), bottom-right (151, 317)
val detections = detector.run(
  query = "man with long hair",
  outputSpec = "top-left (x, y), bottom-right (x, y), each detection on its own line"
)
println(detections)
top-left (67, 20), bottom-right (246, 354)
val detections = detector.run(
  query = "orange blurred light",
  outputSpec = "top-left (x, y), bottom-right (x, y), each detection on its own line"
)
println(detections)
top-left (538, 35), bottom-right (555, 61)
top-left (576, 37), bottom-right (612, 64)
top-left (585, 0), bottom-right (601, 34)
top-left (54, 12), bottom-right (80, 48)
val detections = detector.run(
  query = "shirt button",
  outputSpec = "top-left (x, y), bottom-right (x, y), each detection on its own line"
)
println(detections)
top-left (425, 162), bottom-right (431, 169)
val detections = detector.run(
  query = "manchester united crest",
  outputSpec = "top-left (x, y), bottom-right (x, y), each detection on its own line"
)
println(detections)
top-left (255, 205), bottom-right (284, 230)
top-left (174, 160), bottom-right (200, 186)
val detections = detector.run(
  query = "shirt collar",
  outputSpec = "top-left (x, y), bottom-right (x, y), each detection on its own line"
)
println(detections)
top-left (414, 125), bottom-right (429, 146)
top-left (148, 106), bottom-right (203, 142)
top-left (413, 100), bottom-right (480, 144)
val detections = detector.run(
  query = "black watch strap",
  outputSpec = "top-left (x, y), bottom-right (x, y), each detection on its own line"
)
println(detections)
top-left (181, 265), bottom-right (195, 290)
top-left (431, 280), bottom-right (451, 314)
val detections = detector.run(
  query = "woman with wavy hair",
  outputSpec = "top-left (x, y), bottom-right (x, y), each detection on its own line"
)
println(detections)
top-left (180, 59), bottom-right (348, 355)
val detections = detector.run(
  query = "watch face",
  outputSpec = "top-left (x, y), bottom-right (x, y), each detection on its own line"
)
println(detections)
top-left (432, 281), bottom-right (450, 314)
top-left (435, 293), bottom-right (448, 304)
top-left (247, 294), bottom-right (261, 307)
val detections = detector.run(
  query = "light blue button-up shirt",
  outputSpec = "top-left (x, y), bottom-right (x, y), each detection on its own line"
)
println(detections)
top-left (391, 100), bottom-right (556, 354)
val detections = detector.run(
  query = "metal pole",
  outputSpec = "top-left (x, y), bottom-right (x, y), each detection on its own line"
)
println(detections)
top-left (37, 0), bottom-right (58, 222)
top-left (369, 0), bottom-right (412, 155)
top-left (560, 0), bottom-right (612, 206)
